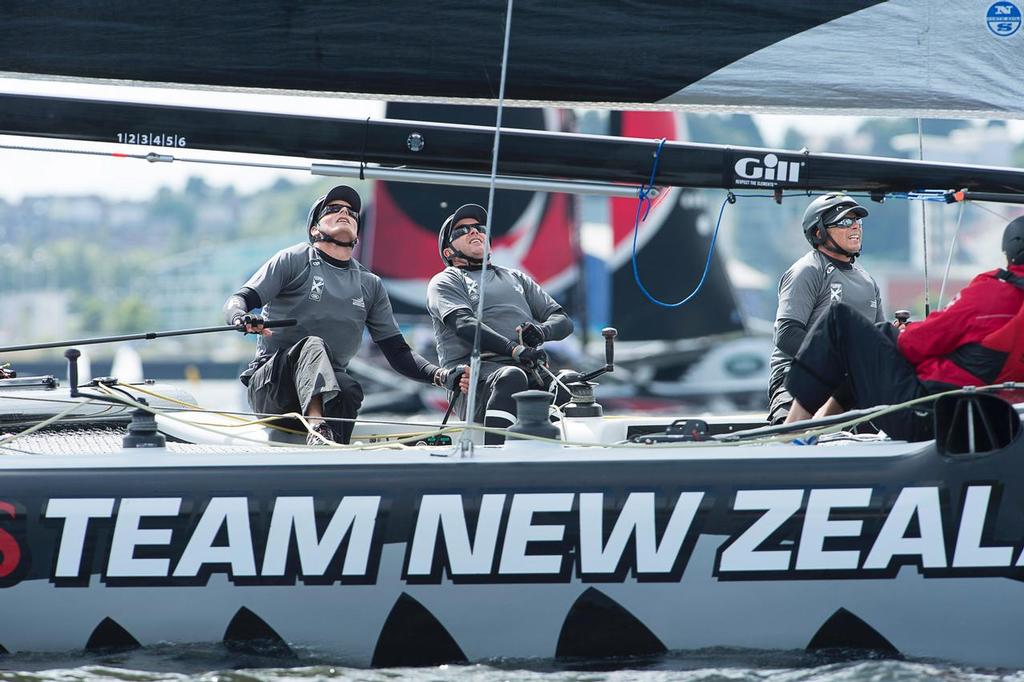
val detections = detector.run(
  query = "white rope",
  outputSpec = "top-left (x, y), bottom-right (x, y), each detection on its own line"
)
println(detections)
top-left (937, 201), bottom-right (966, 309)
top-left (918, 118), bottom-right (931, 316)
top-left (460, 0), bottom-right (515, 458)
top-left (4, 379), bottom-right (1020, 454)
top-left (0, 398), bottom-right (96, 451)
top-left (539, 364), bottom-right (578, 409)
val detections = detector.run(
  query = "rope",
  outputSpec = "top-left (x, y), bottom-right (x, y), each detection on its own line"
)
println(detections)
top-left (630, 182), bottom-right (726, 308)
top-left (918, 118), bottom-right (931, 316)
top-left (538, 364), bottom-right (578, 410)
top-left (4, 377), bottom-right (1021, 453)
top-left (626, 155), bottom-right (835, 310)
top-left (461, 0), bottom-right (515, 456)
top-left (0, 398), bottom-right (96, 449)
top-left (937, 201), bottom-right (966, 309)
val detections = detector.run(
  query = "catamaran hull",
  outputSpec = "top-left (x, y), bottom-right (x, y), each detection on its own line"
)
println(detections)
top-left (1, 439), bottom-right (1022, 667)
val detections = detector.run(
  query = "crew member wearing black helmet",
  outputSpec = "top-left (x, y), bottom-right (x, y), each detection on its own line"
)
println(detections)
top-left (767, 193), bottom-right (885, 424)
top-left (223, 185), bottom-right (469, 445)
top-left (784, 216), bottom-right (1024, 441)
top-left (426, 203), bottom-right (574, 445)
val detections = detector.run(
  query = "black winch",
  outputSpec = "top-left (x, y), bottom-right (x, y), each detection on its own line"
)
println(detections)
top-left (64, 348), bottom-right (167, 448)
top-left (558, 327), bottom-right (617, 418)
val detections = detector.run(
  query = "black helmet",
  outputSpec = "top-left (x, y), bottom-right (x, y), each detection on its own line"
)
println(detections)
top-left (307, 185), bottom-right (362, 243)
top-left (801, 193), bottom-right (869, 248)
top-left (1003, 216), bottom-right (1024, 265)
top-left (438, 203), bottom-right (488, 266)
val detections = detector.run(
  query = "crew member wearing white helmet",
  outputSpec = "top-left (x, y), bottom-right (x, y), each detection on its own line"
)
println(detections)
top-left (767, 193), bottom-right (885, 424)
top-left (223, 185), bottom-right (468, 445)
top-left (427, 204), bottom-right (573, 445)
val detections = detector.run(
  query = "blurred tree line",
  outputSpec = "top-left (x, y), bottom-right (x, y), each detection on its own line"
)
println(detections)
top-left (0, 175), bottom-right (361, 336)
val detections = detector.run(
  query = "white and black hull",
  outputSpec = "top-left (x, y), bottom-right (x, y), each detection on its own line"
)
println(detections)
top-left (0, 417), bottom-right (1022, 668)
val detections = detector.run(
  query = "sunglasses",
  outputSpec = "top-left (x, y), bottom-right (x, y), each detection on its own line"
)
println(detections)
top-left (320, 204), bottom-right (359, 220)
top-left (450, 223), bottom-right (488, 241)
top-left (827, 217), bottom-right (863, 229)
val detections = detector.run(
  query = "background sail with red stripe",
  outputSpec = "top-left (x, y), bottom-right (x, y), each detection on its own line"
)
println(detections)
top-left (361, 103), bottom-right (582, 317)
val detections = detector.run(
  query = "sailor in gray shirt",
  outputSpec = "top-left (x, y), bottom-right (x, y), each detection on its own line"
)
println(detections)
top-left (223, 185), bottom-right (468, 445)
top-left (427, 204), bottom-right (574, 444)
top-left (768, 193), bottom-right (885, 424)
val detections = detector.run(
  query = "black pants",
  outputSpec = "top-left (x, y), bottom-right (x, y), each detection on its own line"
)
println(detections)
top-left (785, 303), bottom-right (937, 442)
top-left (768, 376), bottom-right (854, 425)
top-left (457, 363), bottom-right (549, 445)
top-left (246, 336), bottom-right (364, 444)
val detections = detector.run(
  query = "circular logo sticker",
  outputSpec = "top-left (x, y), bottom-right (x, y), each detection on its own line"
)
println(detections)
top-left (987, 1), bottom-right (1021, 36)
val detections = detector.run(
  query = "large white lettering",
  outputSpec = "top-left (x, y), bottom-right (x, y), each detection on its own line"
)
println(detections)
top-left (863, 487), bottom-right (947, 570)
top-left (796, 488), bottom-right (871, 571)
top-left (954, 486), bottom-right (1012, 568)
top-left (578, 491), bottom-right (703, 574)
top-left (720, 489), bottom-right (803, 572)
top-left (262, 496), bottom-right (380, 577)
top-left (407, 494), bottom-right (505, 576)
top-left (46, 498), bottom-right (114, 578)
top-left (499, 493), bottom-right (574, 575)
top-left (108, 497), bottom-right (181, 577)
top-left (173, 497), bottom-right (256, 578)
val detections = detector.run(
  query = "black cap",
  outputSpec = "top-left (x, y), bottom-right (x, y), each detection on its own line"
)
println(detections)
top-left (307, 185), bottom-right (362, 237)
top-left (824, 202), bottom-right (869, 225)
top-left (438, 204), bottom-right (488, 266)
top-left (322, 185), bottom-right (361, 214)
top-left (450, 204), bottom-right (487, 229)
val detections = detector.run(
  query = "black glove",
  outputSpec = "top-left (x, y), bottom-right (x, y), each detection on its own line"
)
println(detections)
top-left (512, 345), bottom-right (547, 368)
top-left (519, 321), bottom-right (546, 348)
top-left (234, 313), bottom-right (265, 333)
top-left (434, 365), bottom-right (467, 392)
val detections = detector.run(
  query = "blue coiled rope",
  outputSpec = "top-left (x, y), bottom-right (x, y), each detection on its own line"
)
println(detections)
top-left (630, 138), bottom-right (730, 308)
top-left (627, 143), bottom-right (931, 309)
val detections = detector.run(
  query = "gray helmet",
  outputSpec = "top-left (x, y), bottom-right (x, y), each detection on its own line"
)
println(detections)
top-left (438, 203), bottom-right (488, 266)
top-left (801, 193), bottom-right (869, 247)
top-left (1003, 216), bottom-right (1024, 265)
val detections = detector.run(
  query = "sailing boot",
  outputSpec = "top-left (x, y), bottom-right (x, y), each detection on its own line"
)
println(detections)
top-left (306, 421), bottom-right (336, 446)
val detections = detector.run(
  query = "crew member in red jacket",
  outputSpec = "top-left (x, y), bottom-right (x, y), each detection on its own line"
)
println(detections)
top-left (783, 216), bottom-right (1024, 441)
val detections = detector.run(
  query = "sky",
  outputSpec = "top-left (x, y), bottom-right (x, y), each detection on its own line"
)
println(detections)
top-left (1, 77), bottom-right (1023, 203)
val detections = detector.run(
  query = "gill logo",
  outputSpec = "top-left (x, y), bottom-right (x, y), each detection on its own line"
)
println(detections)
top-left (734, 153), bottom-right (801, 183)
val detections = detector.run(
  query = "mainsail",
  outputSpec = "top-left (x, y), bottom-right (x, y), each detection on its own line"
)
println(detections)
top-left (1, 2), bottom-right (1021, 117)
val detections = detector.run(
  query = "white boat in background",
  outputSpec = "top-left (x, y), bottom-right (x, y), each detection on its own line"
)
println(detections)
top-left (109, 346), bottom-right (144, 385)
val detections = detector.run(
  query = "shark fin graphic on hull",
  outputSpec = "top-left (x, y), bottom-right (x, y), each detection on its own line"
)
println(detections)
top-left (557, 587), bottom-right (667, 660)
top-left (807, 607), bottom-right (901, 658)
top-left (85, 617), bottom-right (141, 653)
top-left (223, 606), bottom-right (296, 658)
top-left (372, 593), bottom-right (467, 667)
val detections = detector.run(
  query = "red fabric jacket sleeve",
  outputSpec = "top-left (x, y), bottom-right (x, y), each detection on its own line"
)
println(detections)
top-left (897, 274), bottom-right (991, 364)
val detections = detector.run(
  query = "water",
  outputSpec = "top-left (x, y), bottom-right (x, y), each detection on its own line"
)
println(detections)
top-left (1, 647), bottom-right (1022, 682)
